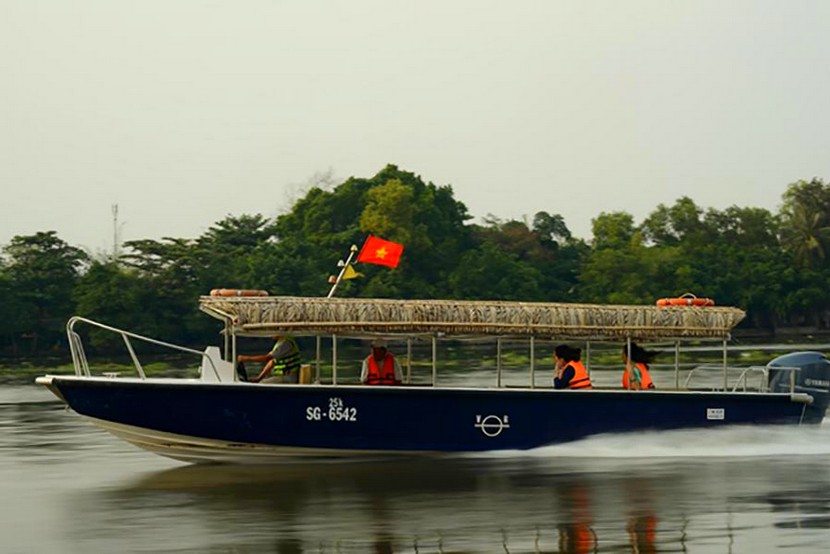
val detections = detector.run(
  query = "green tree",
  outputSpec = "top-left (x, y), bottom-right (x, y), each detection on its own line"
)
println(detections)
top-left (591, 212), bottom-right (637, 250)
top-left (532, 211), bottom-right (572, 245)
top-left (0, 268), bottom-right (28, 356)
top-left (73, 262), bottom-right (154, 349)
top-left (779, 179), bottom-right (830, 268)
top-left (194, 214), bottom-right (276, 290)
top-left (3, 232), bottom-right (87, 354)
top-left (581, 208), bottom-right (706, 305)
top-left (777, 179), bottom-right (830, 325)
top-left (273, 164), bottom-right (473, 298)
top-left (703, 206), bottom-right (780, 249)
top-left (359, 179), bottom-right (417, 244)
top-left (641, 197), bottom-right (706, 247)
top-left (448, 242), bottom-right (543, 300)
top-left (120, 237), bottom-right (206, 344)
top-left (780, 200), bottom-right (830, 268)
top-left (469, 214), bottom-right (584, 301)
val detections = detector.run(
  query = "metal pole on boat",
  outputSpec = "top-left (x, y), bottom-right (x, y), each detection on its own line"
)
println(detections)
top-left (231, 330), bottom-right (237, 382)
top-left (406, 338), bottom-right (412, 384)
top-left (722, 337), bottom-right (728, 391)
top-left (332, 334), bottom-right (338, 385)
top-left (674, 341), bottom-right (680, 390)
top-left (223, 319), bottom-right (229, 362)
top-left (585, 341), bottom-right (591, 376)
top-left (327, 245), bottom-right (358, 299)
top-left (122, 334), bottom-right (146, 380)
top-left (66, 319), bottom-right (82, 376)
top-left (529, 336), bottom-right (535, 389)
top-left (789, 366), bottom-right (796, 394)
top-left (497, 337), bottom-right (502, 388)
top-left (431, 335), bottom-right (437, 386)
top-left (315, 335), bottom-right (321, 383)
top-left (626, 336), bottom-right (632, 387)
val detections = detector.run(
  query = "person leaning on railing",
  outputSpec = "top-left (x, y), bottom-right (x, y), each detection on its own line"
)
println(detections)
top-left (236, 335), bottom-right (301, 384)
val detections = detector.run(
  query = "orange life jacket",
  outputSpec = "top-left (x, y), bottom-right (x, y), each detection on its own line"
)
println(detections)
top-left (627, 514), bottom-right (657, 549)
top-left (566, 361), bottom-right (592, 389)
top-left (366, 353), bottom-right (400, 385)
top-left (560, 523), bottom-right (596, 554)
top-left (622, 362), bottom-right (655, 390)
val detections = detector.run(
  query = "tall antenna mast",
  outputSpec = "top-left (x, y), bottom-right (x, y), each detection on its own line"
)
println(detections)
top-left (111, 204), bottom-right (120, 262)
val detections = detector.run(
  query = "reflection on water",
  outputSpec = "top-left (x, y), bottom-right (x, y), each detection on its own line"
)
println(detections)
top-left (4, 386), bottom-right (830, 552)
top-left (84, 457), bottom-right (830, 552)
top-left (90, 460), bottom-right (665, 552)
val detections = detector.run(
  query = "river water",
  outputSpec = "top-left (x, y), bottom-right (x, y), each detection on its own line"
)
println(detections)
top-left (3, 385), bottom-right (830, 553)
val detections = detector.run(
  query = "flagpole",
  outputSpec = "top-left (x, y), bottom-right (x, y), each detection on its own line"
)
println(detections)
top-left (327, 244), bottom-right (359, 298)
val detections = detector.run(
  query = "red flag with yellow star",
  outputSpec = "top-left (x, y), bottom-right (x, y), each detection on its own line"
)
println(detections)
top-left (356, 235), bottom-right (404, 268)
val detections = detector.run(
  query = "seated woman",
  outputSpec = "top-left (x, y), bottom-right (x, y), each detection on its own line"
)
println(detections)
top-left (622, 342), bottom-right (656, 390)
top-left (553, 344), bottom-right (592, 389)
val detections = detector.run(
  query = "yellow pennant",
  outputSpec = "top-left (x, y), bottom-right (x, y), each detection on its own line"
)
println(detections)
top-left (342, 263), bottom-right (363, 280)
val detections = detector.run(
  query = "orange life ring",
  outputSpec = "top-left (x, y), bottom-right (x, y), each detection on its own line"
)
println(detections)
top-left (209, 289), bottom-right (269, 297)
top-left (656, 293), bottom-right (714, 307)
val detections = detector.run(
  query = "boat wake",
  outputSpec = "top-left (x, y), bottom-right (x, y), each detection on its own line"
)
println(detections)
top-left (480, 419), bottom-right (830, 460)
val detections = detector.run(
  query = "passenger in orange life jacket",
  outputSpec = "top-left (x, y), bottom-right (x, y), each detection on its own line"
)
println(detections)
top-left (361, 339), bottom-right (403, 385)
top-left (622, 342), bottom-right (656, 390)
top-left (553, 344), bottom-right (592, 389)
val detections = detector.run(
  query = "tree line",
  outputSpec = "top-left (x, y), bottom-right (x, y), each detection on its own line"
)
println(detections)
top-left (1, 165), bottom-right (829, 357)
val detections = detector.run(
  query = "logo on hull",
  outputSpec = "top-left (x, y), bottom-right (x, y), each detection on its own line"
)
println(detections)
top-left (475, 414), bottom-right (510, 437)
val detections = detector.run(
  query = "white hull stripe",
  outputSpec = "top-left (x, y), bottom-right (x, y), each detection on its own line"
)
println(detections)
top-left (84, 416), bottom-right (438, 464)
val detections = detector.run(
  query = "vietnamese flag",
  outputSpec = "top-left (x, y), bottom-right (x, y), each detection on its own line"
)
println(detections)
top-left (356, 235), bottom-right (404, 268)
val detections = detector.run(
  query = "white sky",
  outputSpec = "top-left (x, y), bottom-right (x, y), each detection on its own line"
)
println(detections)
top-left (2, 1), bottom-right (829, 254)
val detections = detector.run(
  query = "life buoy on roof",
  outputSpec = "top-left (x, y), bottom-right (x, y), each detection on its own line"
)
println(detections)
top-left (209, 289), bottom-right (269, 297)
top-left (656, 293), bottom-right (715, 307)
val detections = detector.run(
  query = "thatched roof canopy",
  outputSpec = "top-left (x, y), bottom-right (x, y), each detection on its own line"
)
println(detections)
top-left (199, 296), bottom-right (745, 341)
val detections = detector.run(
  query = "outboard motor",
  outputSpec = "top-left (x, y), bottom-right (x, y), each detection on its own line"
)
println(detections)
top-left (767, 351), bottom-right (830, 394)
top-left (767, 352), bottom-right (830, 421)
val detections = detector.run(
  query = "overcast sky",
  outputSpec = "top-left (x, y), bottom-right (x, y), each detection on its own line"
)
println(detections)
top-left (3, 1), bottom-right (829, 255)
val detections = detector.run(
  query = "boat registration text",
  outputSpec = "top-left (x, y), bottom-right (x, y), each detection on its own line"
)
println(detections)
top-left (306, 397), bottom-right (358, 422)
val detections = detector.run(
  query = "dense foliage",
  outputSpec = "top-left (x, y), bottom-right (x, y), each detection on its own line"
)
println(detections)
top-left (1, 166), bottom-right (829, 356)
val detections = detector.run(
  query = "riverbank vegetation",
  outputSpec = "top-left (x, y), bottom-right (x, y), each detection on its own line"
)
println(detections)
top-left (1, 165), bottom-right (829, 359)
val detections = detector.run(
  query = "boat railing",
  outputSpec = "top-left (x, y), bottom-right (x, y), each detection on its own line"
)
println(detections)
top-left (683, 364), bottom-right (731, 391)
top-left (66, 316), bottom-right (221, 380)
top-left (730, 366), bottom-right (769, 393)
top-left (684, 363), bottom-right (801, 394)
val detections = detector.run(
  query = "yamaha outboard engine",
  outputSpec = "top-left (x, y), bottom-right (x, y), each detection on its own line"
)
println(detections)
top-left (767, 351), bottom-right (830, 421)
top-left (768, 351), bottom-right (830, 393)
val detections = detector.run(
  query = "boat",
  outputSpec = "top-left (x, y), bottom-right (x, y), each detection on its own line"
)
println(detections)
top-left (36, 295), bottom-right (830, 464)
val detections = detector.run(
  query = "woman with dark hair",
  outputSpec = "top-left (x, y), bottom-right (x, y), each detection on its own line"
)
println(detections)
top-left (621, 342), bottom-right (656, 390)
top-left (553, 344), bottom-right (592, 390)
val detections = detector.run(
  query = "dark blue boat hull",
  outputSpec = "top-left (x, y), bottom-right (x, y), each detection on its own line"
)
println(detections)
top-left (44, 378), bottom-right (827, 454)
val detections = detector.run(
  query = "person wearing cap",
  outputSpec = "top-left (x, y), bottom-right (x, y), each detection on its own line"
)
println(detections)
top-left (361, 339), bottom-right (403, 385)
top-left (237, 335), bottom-right (302, 384)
